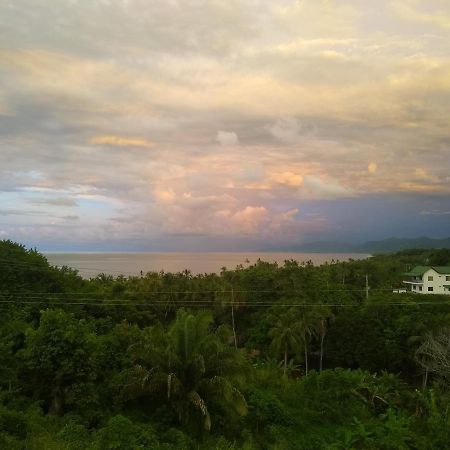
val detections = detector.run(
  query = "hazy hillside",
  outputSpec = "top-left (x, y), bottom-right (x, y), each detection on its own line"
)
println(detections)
top-left (284, 237), bottom-right (450, 253)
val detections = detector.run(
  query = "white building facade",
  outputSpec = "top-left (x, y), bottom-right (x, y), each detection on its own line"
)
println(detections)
top-left (403, 266), bottom-right (450, 295)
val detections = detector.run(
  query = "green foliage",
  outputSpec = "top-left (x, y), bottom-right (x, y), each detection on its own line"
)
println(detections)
top-left (20, 309), bottom-right (100, 416)
top-left (1, 240), bottom-right (450, 448)
top-left (124, 309), bottom-right (249, 433)
top-left (0, 240), bottom-right (82, 295)
top-left (56, 420), bottom-right (90, 450)
top-left (92, 414), bottom-right (157, 450)
top-left (0, 405), bottom-right (28, 440)
top-left (268, 308), bottom-right (302, 376)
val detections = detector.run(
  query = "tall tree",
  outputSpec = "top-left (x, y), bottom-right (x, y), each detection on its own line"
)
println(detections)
top-left (20, 309), bottom-right (99, 416)
top-left (268, 308), bottom-right (301, 377)
top-left (297, 307), bottom-right (320, 376)
top-left (315, 306), bottom-right (334, 373)
top-left (126, 309), bottom-right (248, 431)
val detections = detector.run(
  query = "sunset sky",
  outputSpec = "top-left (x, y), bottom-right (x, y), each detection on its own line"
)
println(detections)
top-left (1, 0), bottom-right (449, 251)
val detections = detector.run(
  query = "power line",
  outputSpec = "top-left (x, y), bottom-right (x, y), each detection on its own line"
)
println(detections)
top-left (0, 288), bottom-right (420, 301)
top-left (0, 298), bottom-right (449, 308)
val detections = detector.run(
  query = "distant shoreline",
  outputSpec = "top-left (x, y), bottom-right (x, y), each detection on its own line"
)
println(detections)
top-left (44, 250), bottom-right (371, 255)
top-left (44, 252), bottom-right (370, 278)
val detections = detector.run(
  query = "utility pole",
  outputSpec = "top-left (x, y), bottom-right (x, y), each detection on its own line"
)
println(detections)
top-left (365, 274), bottom-right (369, 300)
top-left (231, 286), bottom-right (237, 349)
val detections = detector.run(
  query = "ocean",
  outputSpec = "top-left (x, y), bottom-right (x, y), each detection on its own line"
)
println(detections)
top-left (44, 252), bottom-right (370, 278)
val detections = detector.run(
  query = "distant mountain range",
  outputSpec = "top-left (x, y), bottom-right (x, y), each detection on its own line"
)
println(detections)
top-left (277, 237), bottom-right (450, 254)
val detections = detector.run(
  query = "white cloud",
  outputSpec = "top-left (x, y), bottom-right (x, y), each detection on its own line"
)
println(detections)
top-left (216, 130), bottom-right (239, 146)
top-left (268, 118), bottom-right (302, 144)
top-left (420, 210), bottom-right (450, 216)
top-left (302, 176), bottom-right (353, 200)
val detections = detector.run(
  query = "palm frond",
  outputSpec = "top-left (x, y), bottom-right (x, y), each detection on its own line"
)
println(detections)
top-left (167, 372), bottom-right (182, 399)
top-left (188, 390), bottom-right (211, 430)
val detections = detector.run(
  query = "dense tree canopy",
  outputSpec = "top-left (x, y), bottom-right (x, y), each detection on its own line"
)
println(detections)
top-left (1, 240), bottom-right (450, 448)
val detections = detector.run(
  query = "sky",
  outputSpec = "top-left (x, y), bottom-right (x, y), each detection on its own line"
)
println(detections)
top-left (0, 0), bottom-right (450, 251)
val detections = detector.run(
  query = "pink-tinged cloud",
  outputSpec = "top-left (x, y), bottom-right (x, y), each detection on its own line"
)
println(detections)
top-left (0, 0), bottom-right (449, 249)
top-left (230, 206), bottom-right (268, 234)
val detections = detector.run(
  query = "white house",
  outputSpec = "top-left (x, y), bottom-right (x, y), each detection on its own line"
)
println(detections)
top-left (403, 266), bottom-right (450, 295)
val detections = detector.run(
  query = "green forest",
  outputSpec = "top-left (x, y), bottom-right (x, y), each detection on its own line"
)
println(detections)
top-left (1, 240), bottom-right (450, 449)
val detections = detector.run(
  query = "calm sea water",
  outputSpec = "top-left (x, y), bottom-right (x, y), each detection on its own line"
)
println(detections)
top-left (44, 252), bottom-right (369, 278)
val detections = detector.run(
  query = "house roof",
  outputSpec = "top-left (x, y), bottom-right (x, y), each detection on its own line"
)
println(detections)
top-left (403, 266), bottom-right (450, 276)
top-left (403, 266), bottom-right (429, 276)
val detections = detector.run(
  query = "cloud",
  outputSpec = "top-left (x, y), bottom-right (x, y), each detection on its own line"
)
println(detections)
top-left (414, 168), bottom-right (437, 181)
top-left (274, 0), bottom-right (360, 38)
top-left (268, 118), bottom-right (302, 144)
top-left (391, 0), bottom-right (450, 29)
top-left (420, 210), bottom-right (450, 216)
top-left (283, 208), bottom-right (299, 219)
top-left (90, 135), bottom-right (153, 147)
top-left (0, 0), bottom-right (450, 249)
top-left (29, 197), bottom-right (78, 207)
top-left (270, 171), bottom-right (304, 187)
top-left (154, 188), bottom-right (176, 204)
top-left (229, 206), bottom-right (268, 234)
top-left (302, 176), bottom-right (354, 200)
top-left (216, 131), bottom-right (239, 146)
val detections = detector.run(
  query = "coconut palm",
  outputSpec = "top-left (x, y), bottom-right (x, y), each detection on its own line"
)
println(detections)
top-left (126, 309), bottom-right (248, 431)
top-left (315, 306), bottom-right (334, 373)
top-left (269, 308), bottom-right (302, 377)
top-left (297, 307), bottom-right (320, 376)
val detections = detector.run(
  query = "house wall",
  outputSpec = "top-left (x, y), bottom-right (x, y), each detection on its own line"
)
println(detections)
top-left (420, 269), bottom-right (450, 295)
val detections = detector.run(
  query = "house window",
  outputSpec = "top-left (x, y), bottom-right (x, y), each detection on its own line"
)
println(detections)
top-left (446, 276), bottom-right (450, 281)
top-left (428, 287), bottom-right (434, 292)
top-left (428, 276), bottom-right (433, 281)
top-left (419, 286), bottom-right (423, 291)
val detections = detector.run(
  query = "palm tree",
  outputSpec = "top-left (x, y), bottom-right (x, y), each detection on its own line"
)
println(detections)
top-left (269, 308), bottom-right (301, 377)
top-left (415, 328), bottom-right (450, 388)
top-left (297, 307), bottom-right (319, 376)
top-left (126, 309), bottom-right (248, 431)
top-left (315, 307), bottom-right (334, 373)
